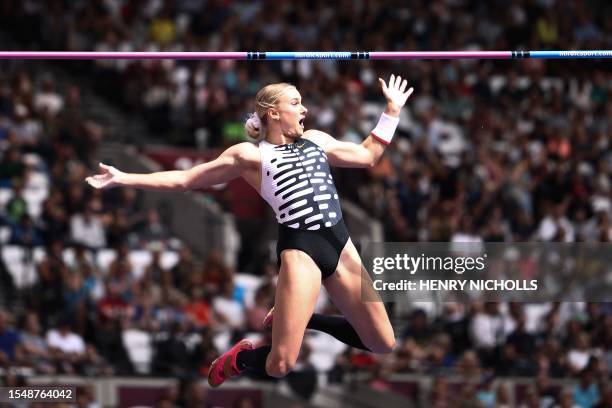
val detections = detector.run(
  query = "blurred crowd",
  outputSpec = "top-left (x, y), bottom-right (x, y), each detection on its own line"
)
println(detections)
top-left (373, 301), bottom-right (612, 407)
top-left (0, 0), bottom-right (611, 407)
top-left (1, 0), bottom-right (608, 244)
top-left (0, 66), bottom-right (278, 401)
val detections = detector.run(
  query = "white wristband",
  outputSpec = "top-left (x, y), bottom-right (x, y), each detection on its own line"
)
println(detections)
top-left (371, 113), bottom-right (399, 145)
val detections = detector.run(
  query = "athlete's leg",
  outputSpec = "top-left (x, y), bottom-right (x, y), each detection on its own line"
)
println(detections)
top-left (263, 305), bottom-right (370, 350)
top-left (323, 238), bottom-right (396, 353)
top-left (265, 249), bottom-right (322, 377)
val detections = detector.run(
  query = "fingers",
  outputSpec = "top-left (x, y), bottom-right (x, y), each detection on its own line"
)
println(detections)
top-left (378, 77), bottom-right (387, 91)
top-left (85, 173), bottom-right (110, 189)
top-left (387, 74), bottom-right (408, 90)
top-left (85, 177), bottom-right (99, 188)
top-left (382, 74), bottom-right (415, 104)
top-left (99, 162), bottom-right (112, 171)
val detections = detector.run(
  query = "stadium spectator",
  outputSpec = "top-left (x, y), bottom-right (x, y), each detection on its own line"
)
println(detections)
top-left (572, 369), bottom-right (601, 408)
top-left (0, 309), bottom-right (21, 362)
top-left (45, 317), bottom-right (86, 374)
top-left (70, 200), bottom-right (107, 250)
top-left (17, 312), bottom-right (53, 373)
top-left (470, 302), bottom-right (505, 367)
top-left (171, 246), bottom-right (197, 293)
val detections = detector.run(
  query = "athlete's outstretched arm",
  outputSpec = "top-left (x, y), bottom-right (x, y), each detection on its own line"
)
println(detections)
top-left (311, 74), bottom-right (413, 168)
top-left (86, 143), bottom-right (246, 191)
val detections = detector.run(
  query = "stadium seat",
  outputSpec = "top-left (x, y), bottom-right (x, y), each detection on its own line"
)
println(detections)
top-left (23, 170), bottom-right (49, 219)
top-left (128, 250), bottom-right (153, 280)
top-left (0, 226), bottom-right (10, 244)
top-left (96, 249), bottom-right (117, 274)
top-left (32, 247), bottom-right (46, 264)
top-left (61, 247), bottom-right (95, 268)
top-left (0, 188), bottom-right (13, 208)
top-left (160, 250), bottom-right (179, 270)
top-left (234, 273), bottom-right (263, 308)
top-left (122, 329), bottom-right (153, 374)
top-left (1, 245), bottom-right (37, 288)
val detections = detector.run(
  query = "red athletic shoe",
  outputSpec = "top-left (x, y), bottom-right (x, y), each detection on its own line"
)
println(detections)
top-left (262, 306), bottom-right (274, 327)
top-left (207, 339), bottom-right (253, 387)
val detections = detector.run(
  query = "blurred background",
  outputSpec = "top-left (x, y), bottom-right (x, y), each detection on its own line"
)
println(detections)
top-left (0, 0), bottom-right (610, 407)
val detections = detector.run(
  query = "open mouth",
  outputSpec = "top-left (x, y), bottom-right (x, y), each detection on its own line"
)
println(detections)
top-left (299, 118), bottom-right (305, 128)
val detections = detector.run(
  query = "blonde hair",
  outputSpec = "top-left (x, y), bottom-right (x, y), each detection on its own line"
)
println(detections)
top-left (245, 82), bottom-right (295, 140)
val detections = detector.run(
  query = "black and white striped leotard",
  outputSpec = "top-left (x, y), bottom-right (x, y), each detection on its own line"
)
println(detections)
top-left (259, 138), bottom-right (343, 230)
top-left (259, 137), bottom-right (349, 279)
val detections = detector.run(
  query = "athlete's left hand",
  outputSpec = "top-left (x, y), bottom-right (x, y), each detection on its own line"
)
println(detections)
top-left (379, 74), bottom-right (414, 116)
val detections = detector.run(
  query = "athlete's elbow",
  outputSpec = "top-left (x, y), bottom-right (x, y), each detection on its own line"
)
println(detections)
top-left (367, 155), bottom-right (380, 168)
top-left (177, 173), bottom-right (195, 191)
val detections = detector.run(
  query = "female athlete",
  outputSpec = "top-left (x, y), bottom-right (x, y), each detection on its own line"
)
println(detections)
top-left (86, 74), bottom-right (414, 385)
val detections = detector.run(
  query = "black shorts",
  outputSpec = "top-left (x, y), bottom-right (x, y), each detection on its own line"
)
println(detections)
top-left (276, 219), bottom-right (350, 279)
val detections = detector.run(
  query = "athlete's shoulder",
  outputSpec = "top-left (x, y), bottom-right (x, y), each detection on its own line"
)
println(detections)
top-left (226, 142), bottom-right (260, 165)
top-left (303, 129), bottom-right (335, 149)
top-left (303, 129), bottom-right (332, 139)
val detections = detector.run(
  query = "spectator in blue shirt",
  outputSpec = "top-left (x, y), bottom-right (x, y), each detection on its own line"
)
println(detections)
top-left (573, 369), bottom-right (601, 408)
top-left (0, 309), bottom-right (21, 361)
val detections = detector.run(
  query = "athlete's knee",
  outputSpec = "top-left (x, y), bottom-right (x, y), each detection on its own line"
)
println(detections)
top-left (366, 334), bottom-right (396, 354)
top-left (380, 336), bottom-right (397, 353)
top-left (266, 359), bottom-right (294, 378)
top-left (265, 350), bottom-right (297, 378)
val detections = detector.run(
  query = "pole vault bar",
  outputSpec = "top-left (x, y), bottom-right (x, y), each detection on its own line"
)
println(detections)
top-left (0, 50), bottom-right (610, 60)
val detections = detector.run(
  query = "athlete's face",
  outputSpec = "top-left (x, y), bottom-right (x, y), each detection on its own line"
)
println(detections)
top-left (269, 87), bottom-right (308, 139)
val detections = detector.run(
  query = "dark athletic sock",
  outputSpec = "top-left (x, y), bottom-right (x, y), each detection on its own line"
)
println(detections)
top-left (236, 315), bottom-right (369, 374)
top-left (307, 314), bottom-right (370, 351)
top-left (236, 345), bottom-right (272, 375)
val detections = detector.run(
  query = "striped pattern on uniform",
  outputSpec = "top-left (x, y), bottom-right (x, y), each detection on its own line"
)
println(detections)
top-left (260, 138), bottom-right (343, 230)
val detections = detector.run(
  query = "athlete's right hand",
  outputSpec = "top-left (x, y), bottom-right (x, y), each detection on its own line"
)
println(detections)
top-left (379, 74), bottom-right (414, 116)
top-left (85, 163), bottom-right (124, 189)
